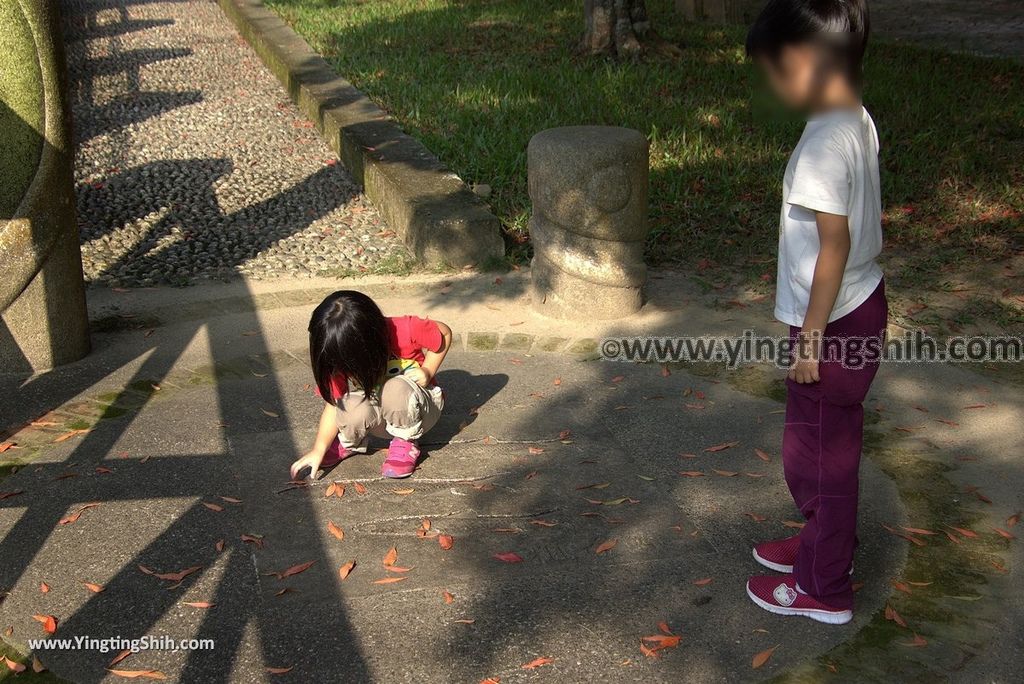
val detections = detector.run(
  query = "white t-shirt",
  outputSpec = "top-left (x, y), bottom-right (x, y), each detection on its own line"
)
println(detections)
top-left (775, 106), bottom-right (884, 327)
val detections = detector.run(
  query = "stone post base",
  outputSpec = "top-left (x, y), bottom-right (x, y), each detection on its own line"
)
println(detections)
top-left (1, 230), bottom-right (90, 372)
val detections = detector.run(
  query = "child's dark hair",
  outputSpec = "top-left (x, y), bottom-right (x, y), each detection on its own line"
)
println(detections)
top-left (309, 291), bottom-right (389, 403)
top-left (746, 0), bottom-right (870, 84)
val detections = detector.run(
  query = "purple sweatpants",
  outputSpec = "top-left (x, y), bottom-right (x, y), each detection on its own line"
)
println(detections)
top-left (783, 280), bottom-right (888, 610)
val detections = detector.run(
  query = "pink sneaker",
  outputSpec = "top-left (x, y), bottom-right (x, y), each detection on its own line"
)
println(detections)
top-left (321, 441), bottom-right (360, 469)
top-left (752, 536), bottom-right (854, 575)
top-left (746, 575), bottom-right (852, 625)
top-left (381, 438), bottom-right (420, 478)
top-left (752, 535), bottom-right (800, 573)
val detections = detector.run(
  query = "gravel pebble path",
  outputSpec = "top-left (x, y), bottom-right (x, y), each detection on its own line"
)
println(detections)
top-left (63, 0), bottom-right (410, 287)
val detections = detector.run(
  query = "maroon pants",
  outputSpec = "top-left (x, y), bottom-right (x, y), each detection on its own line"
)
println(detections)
top-left (783, 280), bottom-right (888, 610)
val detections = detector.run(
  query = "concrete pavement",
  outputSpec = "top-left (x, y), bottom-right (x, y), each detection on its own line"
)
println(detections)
top-left (0, 270), bottom-right (1021, 682)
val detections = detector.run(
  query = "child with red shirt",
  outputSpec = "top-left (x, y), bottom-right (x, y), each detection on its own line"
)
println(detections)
top-left (289, 291), bottom-right (452, 480)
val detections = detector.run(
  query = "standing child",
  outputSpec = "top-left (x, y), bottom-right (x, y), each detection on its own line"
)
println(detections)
top-left (289, 291), bottom-right (452, 480)
top-left (743, 0), bottom-right (888, 624)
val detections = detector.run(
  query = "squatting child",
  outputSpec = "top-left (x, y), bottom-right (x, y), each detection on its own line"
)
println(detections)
top-left (290, 291), bottom-right (451, 480)
top-left (743, 0), bottom-right (889, 624)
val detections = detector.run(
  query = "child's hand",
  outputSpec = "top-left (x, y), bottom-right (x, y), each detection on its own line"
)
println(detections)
top-left (404, 366), bottom-right (431, 388)
top-left (290, 450), bottom-right (324, 480)
top-left (789, 357), bottom-right (820, 384)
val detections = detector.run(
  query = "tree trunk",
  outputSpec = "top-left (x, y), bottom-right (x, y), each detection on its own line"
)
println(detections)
top-left (582, 0), bottom-right (680, 57)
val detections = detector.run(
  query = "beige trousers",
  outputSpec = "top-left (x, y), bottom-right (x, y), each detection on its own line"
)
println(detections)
top-left (335, 375), bottom-right (443, 449)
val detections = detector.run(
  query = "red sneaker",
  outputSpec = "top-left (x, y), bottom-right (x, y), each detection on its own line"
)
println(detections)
top-left (752, 535), bottom-right (800, 573)
top-left (381, 438), bottom-right (420, 479)
top-left (746, 575), bottom-right (852, 625)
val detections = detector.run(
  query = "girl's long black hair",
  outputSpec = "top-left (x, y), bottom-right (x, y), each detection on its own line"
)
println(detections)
top-left (309, 291), bottom-right (390, 403)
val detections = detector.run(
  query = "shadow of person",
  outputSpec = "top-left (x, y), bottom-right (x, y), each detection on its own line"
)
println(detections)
top-left (426, 369), bottom-right (509, 446)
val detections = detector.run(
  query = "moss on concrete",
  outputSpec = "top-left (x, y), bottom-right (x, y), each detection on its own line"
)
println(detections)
top-left (0, 1), bottom-right (44, 219)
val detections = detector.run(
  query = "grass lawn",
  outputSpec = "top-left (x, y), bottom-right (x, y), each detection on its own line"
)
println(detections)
top-left (266, 0), bottom-right (1023, 330)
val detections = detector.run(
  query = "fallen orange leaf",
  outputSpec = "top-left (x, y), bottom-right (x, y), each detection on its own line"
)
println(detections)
top-left (182, 601), bottom-right (215, 609)
top-left (438, 534), bottom-right (454, 550)
top-left (704, 441), bottom-right (739, 452)
top-left (884, 603), bottom-right (907, 627)
top-left (266, 666), bottom-right (293, 674)
top-left (268, 561), bottom-right (314, 580)
top-left (59, 502), bottom-right (100, 525)
top-left (82, 582), bottom-right (105, 593)
top-left (353, 482), bottom-right (367, 495)
top-left (202, 502), bottom-right (224, 512)
top-left (595, 539), bottom-right (617, 555)
top-left (679, 471), bottom-right (704, 478)
top-left (373, 577), bottom-right (406, 585)
top-left (752, 645), bottom-right (778, 669)
top-left (641, 634), bottom-right (681, 649)
top-left (2, 656), bottom-right (25, 673)
top-left (32, 614), bottom-right (57, 634)
top-left (692, 578), bottom-right (713, 586)
top-left (54, 429), bottom-right (90, 443)
top-left (901, 633), bottom-right (927, 647)
top-left (754, 448), bottom-right (771, 462)
top-left (40, 582), bottom-right (50, 593)
top-left (383, 547), bottom-right (398, 567)
top-left (339, 560), bottom-right (356, 580)
top-left (521, 657), bottom-right (554, 669)
top-left (443, 591), bottom-right (454, 604)
top-left (327, 521), bottom-right (345, 541)
top-left (493, 552), bottom-right (524, 563)
top-left (241, 534), bottom-right (264, 549)
top-left (153, 566), bottom-right (202, 583)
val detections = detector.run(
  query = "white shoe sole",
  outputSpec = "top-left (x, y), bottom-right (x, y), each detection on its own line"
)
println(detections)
top-left (746, 582), bottom-right (853, 625)
top-left (752, 547), bottom-right (794, 573)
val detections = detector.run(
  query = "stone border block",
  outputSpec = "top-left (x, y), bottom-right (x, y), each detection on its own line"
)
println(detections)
top-left (217, 0), bottom-right (504, 267)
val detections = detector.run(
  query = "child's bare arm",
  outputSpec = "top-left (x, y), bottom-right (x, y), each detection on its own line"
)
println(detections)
top-left (792, 212), bottom-right (851, 383)
top-left (413, 321), bottom-right (452, 387)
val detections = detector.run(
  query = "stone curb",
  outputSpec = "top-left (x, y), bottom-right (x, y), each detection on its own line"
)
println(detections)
top-left (216, 0), bottom-right (504, 267)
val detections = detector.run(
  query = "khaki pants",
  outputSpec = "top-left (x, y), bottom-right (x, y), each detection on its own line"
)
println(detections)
top-left (335, 375), bottom-right (444, 449)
